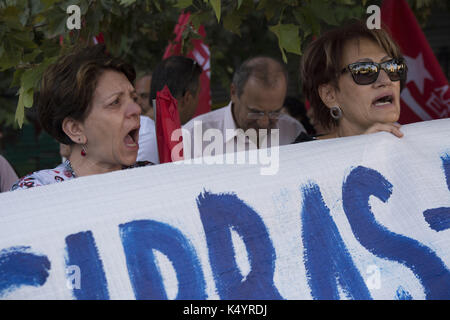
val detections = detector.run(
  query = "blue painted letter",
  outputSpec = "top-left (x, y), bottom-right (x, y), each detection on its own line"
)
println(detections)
top-left (342, 166), bottom-right (450, 299)
top-left (196, 191), bottom-right (282, 299)
top-left (0, 246), bottom-right (50, 297)
top-left (301, 183), bottom-right (372, 300)
top-left (119, 220), bottom-right (206, 300)
top-left (423, 154), bottom-right (450, 232)
top-left (65, 231), bottom-right (110, 299)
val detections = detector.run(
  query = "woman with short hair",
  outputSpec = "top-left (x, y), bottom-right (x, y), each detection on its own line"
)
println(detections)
top-left (295, 20), bottom-right (408, 142)
top-left (11, 45), bottom-right (150, 190)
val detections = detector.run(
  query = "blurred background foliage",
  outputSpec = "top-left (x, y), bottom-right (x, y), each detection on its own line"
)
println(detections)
top-left (0, 0), bottom-right (448, 176)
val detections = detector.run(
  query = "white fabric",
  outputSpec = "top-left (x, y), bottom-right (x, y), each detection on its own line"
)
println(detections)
top-left (137, 116), bottom-right (159, 164)
top-left (0, 118), bottom-right (449, 300)
top-left (182, 102), bottom-right (305, 159)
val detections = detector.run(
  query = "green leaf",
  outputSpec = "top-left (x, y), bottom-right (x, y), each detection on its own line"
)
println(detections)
top-left (10, 32), bottom-right (37, 49)
top-left (309, 0), bottom-right (338, 26)
top-left (190, 11), bottom-right (210, 31)
top-left (209, 0), bottom-right (221, 22)
top-left (269, 23), bottom-right (301, 62)
top-left (120, 0), bottom-right (136, 7)
top-left (256, 0), bottom-right (278, 21)
top-left (41, 0), bottom-right (60, 9)
top-left (237, 0), bottom-right (243, 9)
top-left (10, 68), bottom-right (25, 88)
top-left (297, 7), bottom-right (321, 36)
top-left (21, 68), bottom-right (41, 91)
top-left (46, 8), bottom-right (68, 37)
top-left (0, 39), bottom-right (21, 71)
top-left (154, 0), bottom-right (162, 11)
top-left (23, 88), bottom-right (34, 108)
top-left (22, 48), bottom-right (42, 63)
top-left (15, 87), bottom-right (25, 128)
top-left (223, 13), bottom-right (242, 36)
top-left (174, 0), bottom-right (192, 9)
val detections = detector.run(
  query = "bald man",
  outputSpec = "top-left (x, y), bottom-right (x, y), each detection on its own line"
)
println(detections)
top-left (183, 56), bottom-right (305, 159)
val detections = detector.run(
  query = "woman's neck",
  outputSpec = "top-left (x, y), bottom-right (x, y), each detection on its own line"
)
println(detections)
top-left (319, 119), bottom-right (367, 140)
top-left (68, 146), bottom-right (121, 177)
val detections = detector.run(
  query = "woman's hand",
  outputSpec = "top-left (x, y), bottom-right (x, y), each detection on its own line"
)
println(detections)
top-left (363, 123), bottom-right (403, 138)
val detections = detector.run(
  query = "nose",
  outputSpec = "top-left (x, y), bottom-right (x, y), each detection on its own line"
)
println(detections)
top-left (374, 69), bottom-right (393, 87)
top-left (126, 97), bottom-right (142, 118)
top-left (256, 114), bottom-right (270, 129)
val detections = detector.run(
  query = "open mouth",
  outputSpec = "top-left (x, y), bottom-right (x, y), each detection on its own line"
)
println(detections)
top-left (372, 94), bottom-right (394, 107)
top-left (124, 126), bottom-right (140, 148)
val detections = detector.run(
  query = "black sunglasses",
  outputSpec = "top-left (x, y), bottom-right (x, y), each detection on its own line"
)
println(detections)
top-left (341, 58), bottom-right (407, 85)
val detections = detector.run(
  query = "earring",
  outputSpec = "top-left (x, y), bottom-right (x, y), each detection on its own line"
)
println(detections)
top-left (81, 144), bottom-right (87, 157)
top-left (330, 106), bottom-right (342, 120)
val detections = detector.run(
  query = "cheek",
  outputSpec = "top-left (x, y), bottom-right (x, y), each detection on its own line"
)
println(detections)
top-left (85, 118), bottom-right (121, 149)
top-left (338, 83), bottom-right (373, 113)
top-left (237, 107), bottom-right (248, 124)
top-left (394, 83), bottom-right (402, 103)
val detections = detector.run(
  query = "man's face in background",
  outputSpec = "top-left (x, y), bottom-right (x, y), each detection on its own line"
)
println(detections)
top-left (135, 74), bottom-right (153, 119)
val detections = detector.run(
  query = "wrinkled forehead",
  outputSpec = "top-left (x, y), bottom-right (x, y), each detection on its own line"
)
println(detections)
top-left (341, 37), bottom-right (390, 66)
top-left (241, 77), bottom-right (287, 112)
top-left (93, 70), bottom-right (134, 101)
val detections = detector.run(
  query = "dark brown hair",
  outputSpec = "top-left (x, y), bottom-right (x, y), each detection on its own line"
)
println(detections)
top-left (300, 20), bottom-right (406, 131)
top-left (37, 44), bottom-right (136, 145)
top-left (150, 55), bottom-right (202, 101)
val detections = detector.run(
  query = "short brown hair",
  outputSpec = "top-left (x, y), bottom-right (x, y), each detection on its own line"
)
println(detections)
top-left (300, 20), bottom-right (406, 131)
top-left (37, 44), bottom-right (136, 145)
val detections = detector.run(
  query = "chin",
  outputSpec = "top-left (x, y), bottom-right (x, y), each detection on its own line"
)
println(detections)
top-left (380, 113), bottom-right (399, 124)
top-left (372, 106), bottom-right (400, 124)
top-left (121, 153), bottom-right (138, 167)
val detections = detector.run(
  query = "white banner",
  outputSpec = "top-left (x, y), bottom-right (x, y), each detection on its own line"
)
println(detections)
top-left (0, 118), bottom-right (449, 300)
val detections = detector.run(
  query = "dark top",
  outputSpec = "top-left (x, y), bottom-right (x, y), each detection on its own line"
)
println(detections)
top-left (292, 132), bottom-right (318, 144)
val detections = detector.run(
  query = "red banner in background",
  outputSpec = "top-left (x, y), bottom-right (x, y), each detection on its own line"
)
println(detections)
top-left (381, 0), bottom-right (449, 124)
top-left (163, 12), bottom-right (211, 118)
top-left (155, 86), bottom-right (183, 164)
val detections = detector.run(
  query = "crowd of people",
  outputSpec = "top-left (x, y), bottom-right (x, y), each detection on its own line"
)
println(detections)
top-left (0, 20), bottom-right (408, 192)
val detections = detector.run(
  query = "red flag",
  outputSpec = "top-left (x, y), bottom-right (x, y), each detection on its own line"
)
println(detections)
top-left (155, 86), bottom-right (184, 163)
top-left (382, 0), bottom-right (449, 124)
top-left (163, 12), bottom-right (211, 118)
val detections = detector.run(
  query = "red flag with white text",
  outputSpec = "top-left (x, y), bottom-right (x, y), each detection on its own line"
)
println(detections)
top-left (381, 0), bottom-right (449, 124)
top-left (163, 12), bottom-right (211, 118)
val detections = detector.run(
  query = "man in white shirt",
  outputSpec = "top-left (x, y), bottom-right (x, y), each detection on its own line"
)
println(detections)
top-left (137, 115), bottom-right (159, 164)
top-left (182, 56), bottom-right (305, 159)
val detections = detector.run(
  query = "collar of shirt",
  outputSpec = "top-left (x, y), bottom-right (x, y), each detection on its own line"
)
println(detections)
top-left (223, 102), bottom-right (265, 147)
top-left (223, 101), bottom-right (240, 143)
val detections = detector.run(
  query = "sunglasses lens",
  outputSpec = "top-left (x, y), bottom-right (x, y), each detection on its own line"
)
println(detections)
top-left (351, 63), bottom-right (379, 85)
top-left (348, 59), bottom-right (407, 85)
top-left (384, 60), bottom-right (406, 81)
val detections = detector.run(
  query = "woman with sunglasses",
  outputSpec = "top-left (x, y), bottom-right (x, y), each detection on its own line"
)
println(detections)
top-left (295, 20), bottom-right (407, 142)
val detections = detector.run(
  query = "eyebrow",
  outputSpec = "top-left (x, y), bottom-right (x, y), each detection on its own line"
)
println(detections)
top-left (248, 105), bottom-right (284, 113)
top-left (354, 55), bottom-right (391, 63)
top-left (104, 89), bottom-right (137, 103)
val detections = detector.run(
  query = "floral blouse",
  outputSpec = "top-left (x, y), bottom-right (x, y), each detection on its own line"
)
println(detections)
top-left (10, 160), bottom-right (152, 191)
